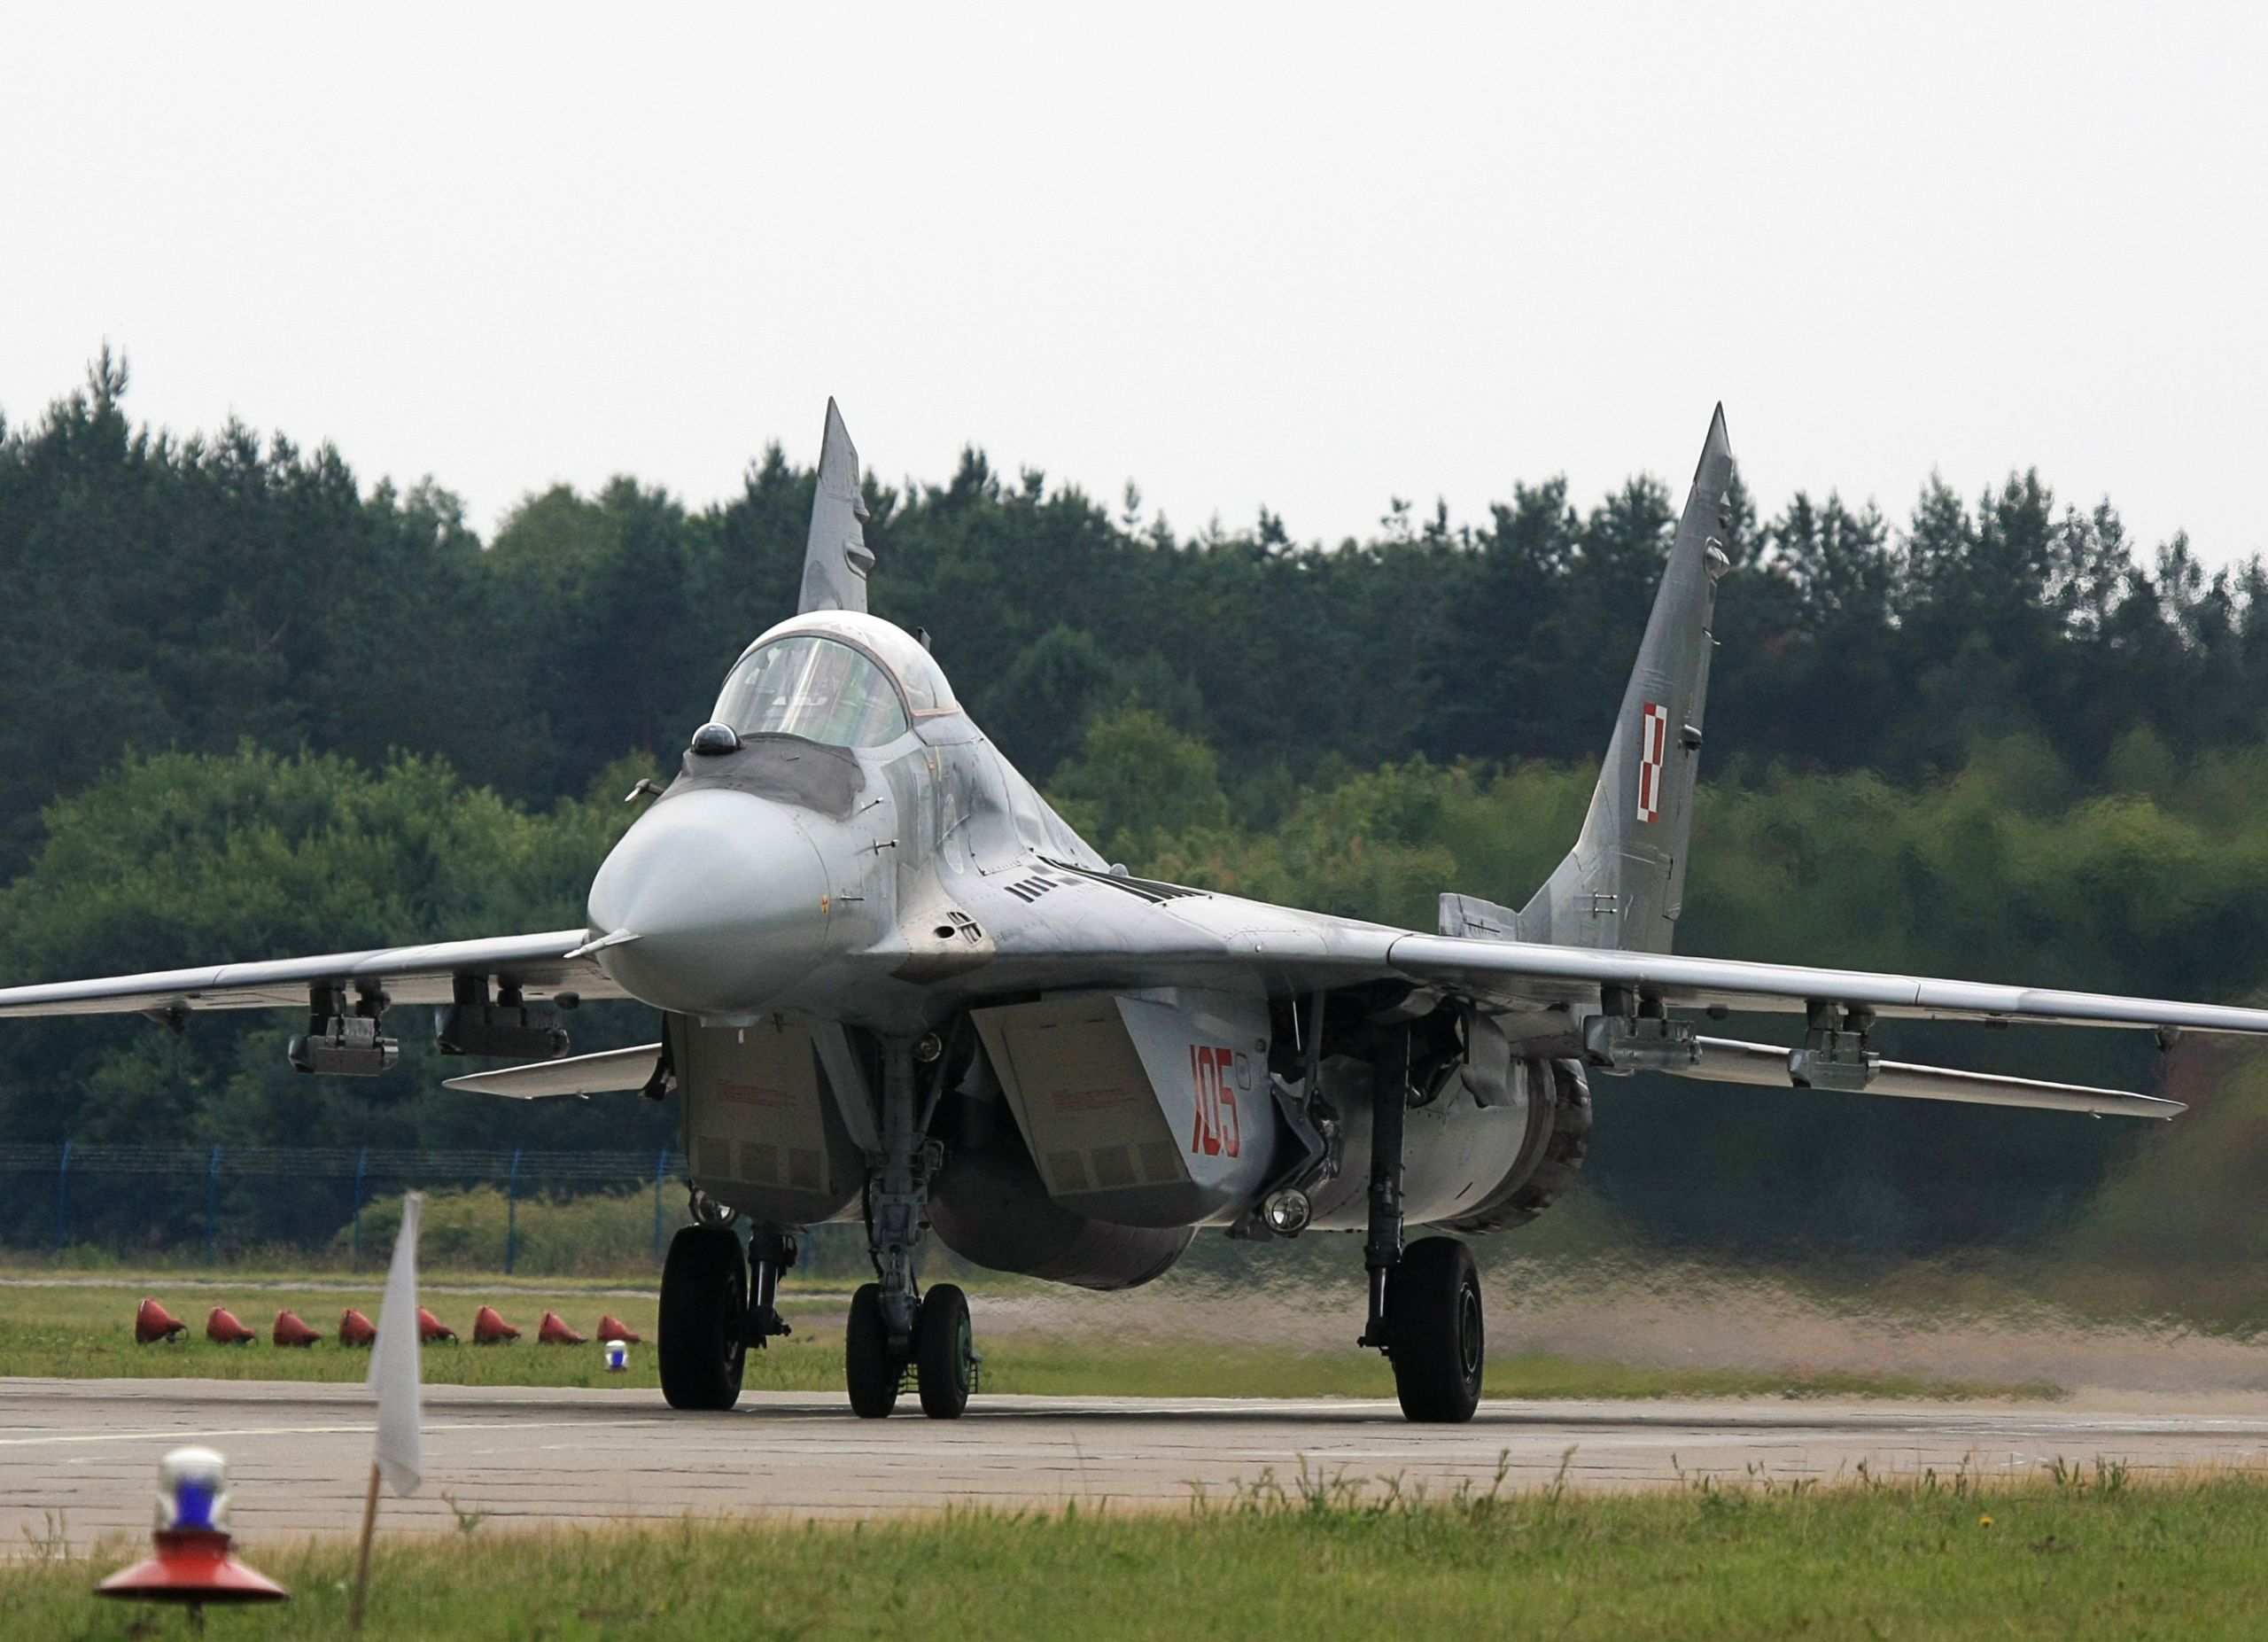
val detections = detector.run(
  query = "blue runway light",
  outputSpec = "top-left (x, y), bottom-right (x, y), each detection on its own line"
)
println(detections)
top-left (158, 1447), bottom-right (229, 1535)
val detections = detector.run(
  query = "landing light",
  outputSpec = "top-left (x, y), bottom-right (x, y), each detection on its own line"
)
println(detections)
top-left (1262, 1188), bottom-right (1312, 1236)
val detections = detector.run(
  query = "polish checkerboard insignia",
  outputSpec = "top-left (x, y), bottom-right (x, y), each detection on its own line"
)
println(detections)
top-left (1636, 702), bottom-right (1668, 822)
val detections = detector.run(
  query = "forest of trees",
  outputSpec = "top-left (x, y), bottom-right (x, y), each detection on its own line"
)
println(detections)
top-left (5, 354), bottom-right (2268, 1263)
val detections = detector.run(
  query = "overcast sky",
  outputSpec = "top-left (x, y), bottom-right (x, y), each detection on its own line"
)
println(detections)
top-left (4, 4), bottom-right (2262, 563)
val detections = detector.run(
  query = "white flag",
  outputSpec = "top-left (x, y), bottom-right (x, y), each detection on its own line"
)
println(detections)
top-left (368, 1190), bottom-right (424, 1498)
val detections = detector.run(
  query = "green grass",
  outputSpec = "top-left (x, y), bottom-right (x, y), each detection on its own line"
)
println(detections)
top-left (11, 1468), bottom-right (2266, 1638)
top-left (0, 1280), bottom-right (2062, 1401)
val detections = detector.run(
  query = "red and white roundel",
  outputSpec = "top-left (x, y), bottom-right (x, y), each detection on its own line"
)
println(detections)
top-left (1635, 702), bottom-right (1668, 822)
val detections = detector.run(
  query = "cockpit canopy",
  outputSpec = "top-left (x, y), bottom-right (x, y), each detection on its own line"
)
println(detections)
top-left (712, 612), bottom-right (958, 750)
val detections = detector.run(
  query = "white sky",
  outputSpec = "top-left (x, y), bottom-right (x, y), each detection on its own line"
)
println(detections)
top-left (4, 4), bottom-right (2263, 561)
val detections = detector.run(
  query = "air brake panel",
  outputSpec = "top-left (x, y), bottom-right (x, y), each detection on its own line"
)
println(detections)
top-left (972, 989), bottom-right (1278, 1228)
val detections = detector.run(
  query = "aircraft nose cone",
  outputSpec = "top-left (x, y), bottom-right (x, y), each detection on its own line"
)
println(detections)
top-left (585, 790), bottom-right (835, 1016)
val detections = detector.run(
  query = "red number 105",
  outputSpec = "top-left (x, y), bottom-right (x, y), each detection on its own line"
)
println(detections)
top-left (1189, 1044), bottom-right (1241, 1158)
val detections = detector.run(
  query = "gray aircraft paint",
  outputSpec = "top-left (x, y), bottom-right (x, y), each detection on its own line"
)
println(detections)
top-left (0, 404), bottom-right (2241, 1282)
top-left (797, 398), bottom-right (874, 616)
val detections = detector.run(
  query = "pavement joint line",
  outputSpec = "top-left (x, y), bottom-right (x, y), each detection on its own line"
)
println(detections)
top-left (0, 1416), bottom-right (669, 1448)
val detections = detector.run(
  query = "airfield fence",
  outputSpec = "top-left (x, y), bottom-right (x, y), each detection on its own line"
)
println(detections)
top-left (0, 1143), bottom-right (695, 1273)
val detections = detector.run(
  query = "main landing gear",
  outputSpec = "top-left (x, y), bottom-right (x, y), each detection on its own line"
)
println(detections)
top-left (1360, 1023), bottom-right (1486, 1422)
top-left (657, 1201), bottom-right (796, 1412)
top-left (844, 1033), bottom-right (980, 1419)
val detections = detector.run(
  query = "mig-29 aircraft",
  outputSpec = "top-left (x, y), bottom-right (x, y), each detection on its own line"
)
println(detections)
top-left (2, 403), bottom-right (2257, 1424)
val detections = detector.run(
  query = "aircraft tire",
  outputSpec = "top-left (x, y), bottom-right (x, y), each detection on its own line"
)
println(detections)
top-left (1386, 1236), bottom-right (1484, 1424)
top-left (845, 1283), bottom-right (901, 1418)
top-left (914, 1283), bottom-right (975, 1420)
top-left (658, 1225), bottom-right (747, 1411)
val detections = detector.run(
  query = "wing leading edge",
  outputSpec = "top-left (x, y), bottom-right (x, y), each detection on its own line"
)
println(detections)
top-left (1379, 932), bottom-right (2268, 1036)
top-left (0, 930), bottom-right (625, 1019)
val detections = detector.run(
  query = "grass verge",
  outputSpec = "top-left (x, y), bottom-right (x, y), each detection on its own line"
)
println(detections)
top-left (1, 1280), bottom-right (2062, 1400)
top-left (9, 1467), bottom-right (2264, 1639)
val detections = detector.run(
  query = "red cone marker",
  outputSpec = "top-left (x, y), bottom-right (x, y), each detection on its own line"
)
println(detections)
top-left (595, 1313), bottom-right (643, 1344)
top-left (135, 1299), bottom-right (188, 1344)
top-left (272, 1311), bottom-right (322, 1348)
top-left (416, 1306), bottom-right (456, 1342)
top-left (472, 1304), bottom-right (520, 1344)
top-left (205, 1307), bottom-right (255, 1345)
top-left (338, 1308), bottom-right (377, 1347)
top-left (536, 1311), bottom-right (586, 1345)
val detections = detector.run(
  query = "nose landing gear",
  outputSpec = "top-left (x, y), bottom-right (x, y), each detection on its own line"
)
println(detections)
top-left (845, 1034), bottom-right (982, 1419)
top-left (844, 1278), bottom-right (982, 1419)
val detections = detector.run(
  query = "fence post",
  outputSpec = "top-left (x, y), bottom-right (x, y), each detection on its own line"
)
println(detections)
top-left (352, 1148), bottom-right (370, 1272)
top-left (652, 1148), bottom-right (669, 1264)
top-left (204, 1146), bottom-right (222, 1268)
top-left (504, 1148), bottom-right (524, 1275)
top-left (55, 1140), bottom-right (71, 1253)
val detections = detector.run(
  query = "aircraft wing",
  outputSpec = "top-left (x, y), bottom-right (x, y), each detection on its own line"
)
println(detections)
top-left (1378, 932), bottom-right (2268, 1035)
top-left (975, 868), bottom-right (2268, 1039)
top-left (0, 930), bottom-right (625, 1019)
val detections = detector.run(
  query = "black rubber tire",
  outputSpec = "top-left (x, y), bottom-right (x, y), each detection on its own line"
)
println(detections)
top-left (845, 1283), bottom-right (901, 1419)
top-left (657, 1225), bottom-right (747, 1411)
top-left (914, 1283), bottom-right (975, 1420)
top-left (1386, 1236), bottom-right (1484, 1423)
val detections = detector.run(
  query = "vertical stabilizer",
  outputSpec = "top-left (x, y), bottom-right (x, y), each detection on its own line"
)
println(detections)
top-left (798, 398), bottom-right (874, 614)
top-left (1501, 406), bottom-right (1734, 953)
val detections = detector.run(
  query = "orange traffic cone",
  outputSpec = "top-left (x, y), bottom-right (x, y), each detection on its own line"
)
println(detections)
top-left (595, 1313), bottom-right (643, 1344)
top-left (205, 1307), bottom-right (255, 1345)
top-left (417, 1306), bottom-right (457, 1343)
top-left (536, 1311), bottom-right (586, 1345)
top-left (338, 1308), bottom-right (377, 1347)
top-left (472, 1304), bottom-right (521, 1344)
top-left (272, 1311), bottom-right (322, 1348)
top-left (135, 1298), bottom-right (188, 1344)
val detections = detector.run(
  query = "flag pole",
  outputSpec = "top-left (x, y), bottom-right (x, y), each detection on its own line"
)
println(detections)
top-left (357, 1187), bottom-right (425, 1634)
top-left (349, 1460), bottom-right (382, 1632)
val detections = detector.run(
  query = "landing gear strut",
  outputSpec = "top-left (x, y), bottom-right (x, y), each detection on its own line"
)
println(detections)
top-left (1359, 1023), bottom-right (1485, 1423)
top-left (747, 1226), bottom-right (796, 1349)
top-left (846, 1034), bottom-right (979, 1419)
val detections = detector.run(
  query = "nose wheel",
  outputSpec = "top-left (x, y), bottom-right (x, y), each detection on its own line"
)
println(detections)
top-left (914, 1283), bottom-right (977, 1420)
top-left (844, 1280), bottom-right (981, 1419)
top-left (844, 1283), bottom-right (900, 1417)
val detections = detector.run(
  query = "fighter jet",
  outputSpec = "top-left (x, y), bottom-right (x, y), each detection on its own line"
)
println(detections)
top-left (1, 403), bottom-right (2256, 1423)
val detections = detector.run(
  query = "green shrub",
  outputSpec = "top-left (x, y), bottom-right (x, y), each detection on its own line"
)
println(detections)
top-left (338, 1187), bottom-right (682, 1277)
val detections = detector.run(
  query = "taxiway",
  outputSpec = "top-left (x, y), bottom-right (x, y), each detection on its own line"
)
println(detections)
top-left (7, 1377), bottom-right (2268, 1555)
